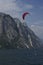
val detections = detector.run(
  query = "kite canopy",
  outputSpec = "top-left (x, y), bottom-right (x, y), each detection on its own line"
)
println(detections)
top-left (22, 12), bottom-right (30, 20)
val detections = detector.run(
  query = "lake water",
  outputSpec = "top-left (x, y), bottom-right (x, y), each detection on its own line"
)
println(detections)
top-left (0, 48), bottom-right (43, 65)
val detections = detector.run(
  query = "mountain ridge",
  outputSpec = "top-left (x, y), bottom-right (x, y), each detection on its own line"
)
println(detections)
top-left (0, 12), bottom-right (41, 49)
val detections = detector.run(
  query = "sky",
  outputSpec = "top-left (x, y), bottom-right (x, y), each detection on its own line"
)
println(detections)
top-left (0, 0), bottom-right (43, 39)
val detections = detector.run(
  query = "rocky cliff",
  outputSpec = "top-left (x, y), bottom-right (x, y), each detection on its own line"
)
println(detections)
top-left (0, 13), bottom-right (41, 49)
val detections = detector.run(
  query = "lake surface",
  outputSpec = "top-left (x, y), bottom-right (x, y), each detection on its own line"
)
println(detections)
top-left (0, 48), bottom-right (43, 65)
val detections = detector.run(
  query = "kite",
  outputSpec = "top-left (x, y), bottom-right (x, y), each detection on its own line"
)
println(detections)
top-left (22, 12), bottom-right (30, 20)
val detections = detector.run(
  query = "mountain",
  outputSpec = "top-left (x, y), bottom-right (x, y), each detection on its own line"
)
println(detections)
top-left (0, 12), bottom-right (41, 49)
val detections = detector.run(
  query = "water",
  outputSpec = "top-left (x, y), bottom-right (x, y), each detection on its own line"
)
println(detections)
top-left (0, 48), bottom-right (43, 65)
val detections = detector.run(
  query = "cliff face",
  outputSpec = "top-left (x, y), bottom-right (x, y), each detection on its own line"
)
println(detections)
top-left (0, 13), bottom-right (41, 48)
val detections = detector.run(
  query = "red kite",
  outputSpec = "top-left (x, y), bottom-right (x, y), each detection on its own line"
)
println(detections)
top-left (22, 12), bottom-right (30, 20)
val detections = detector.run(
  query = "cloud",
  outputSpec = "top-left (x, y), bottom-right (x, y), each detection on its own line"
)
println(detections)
top-left (30, 25), bottom-right (43, 39)
top-left (40, 6), bottom-right (43, 9)
top-left (25, 4), bottom-right (34, 9)
top-left (0, 0), bottom-right (23, 18)
top-left (0, 0), bottom-right (33, 12)
top-left (0, 0), bottom-right (33, 20)
top-left (19, 4), bottom-right (34, 12)
top-left (32, 20), bottom-right (43, 26)
top-left (0, 0), bottom-right (22, 12)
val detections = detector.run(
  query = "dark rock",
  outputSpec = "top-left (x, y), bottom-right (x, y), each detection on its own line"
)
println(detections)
top-left (0, 13), bottom-right (41, 49)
